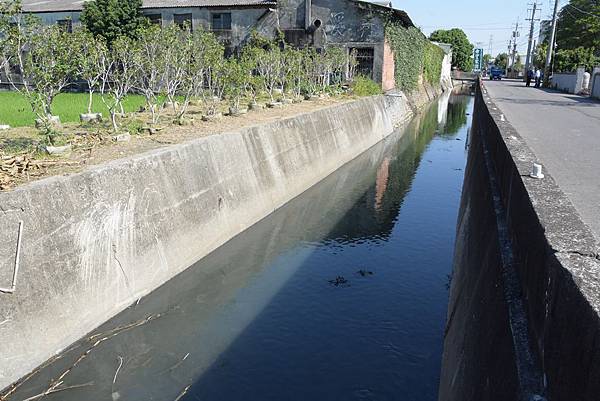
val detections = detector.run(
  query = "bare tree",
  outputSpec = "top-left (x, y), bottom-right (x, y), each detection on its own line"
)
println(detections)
top-left (256, 48), bottom-right (283, 102)
top-left (0, 0), bottom-right (20, 74)
top-left (346, 48), bottom-right (359, 82)
top-left (177, 28), bottom-right (224, 121)
top-left (99, 36), bottom-right (138, 132)
top-left (74, 29), bottom-right (108, 115)
top-left (6, 13), bottom-right (76, 142)
top-left (135, 25), bottom-right (168, 124)
top-left (161, 24), bottom-right (186, 113)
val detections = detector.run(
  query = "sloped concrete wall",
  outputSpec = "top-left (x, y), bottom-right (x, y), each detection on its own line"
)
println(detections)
top-left (0, 88), bottom-right (443, 391)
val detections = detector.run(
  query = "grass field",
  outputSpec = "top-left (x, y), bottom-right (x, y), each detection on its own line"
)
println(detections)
top-left (0, 92), bottom-right (147, 127)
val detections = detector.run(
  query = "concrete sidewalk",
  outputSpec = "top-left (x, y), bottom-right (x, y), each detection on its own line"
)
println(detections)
top-left (484, 79), bottom-right (600, 240)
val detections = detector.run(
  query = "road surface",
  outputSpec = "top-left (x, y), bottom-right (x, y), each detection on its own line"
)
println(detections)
top-left (484, 79), bottom-right (600, 240)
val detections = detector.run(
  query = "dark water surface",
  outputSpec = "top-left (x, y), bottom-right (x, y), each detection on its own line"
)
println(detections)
top-left (5, 93), bottom-right (473, 401)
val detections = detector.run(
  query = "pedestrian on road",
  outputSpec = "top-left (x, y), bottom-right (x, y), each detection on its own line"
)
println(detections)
top-left (535, 69), bottom-right (542, 88)
top-left (526, 69), bottom-right (534, 87)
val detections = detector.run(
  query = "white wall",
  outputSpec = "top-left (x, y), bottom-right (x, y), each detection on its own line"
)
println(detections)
top-left (441, 52), bottom-right (453, 90)
top-left (551, 67), bottom-right (585, 94)
top-left (592, 73), bottom-right (600, 100)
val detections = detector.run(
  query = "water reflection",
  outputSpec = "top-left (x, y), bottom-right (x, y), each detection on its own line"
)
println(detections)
top-left (3, 94), bottom-right (474, 401)
top-left (444, 96), bottom-right (469, 135)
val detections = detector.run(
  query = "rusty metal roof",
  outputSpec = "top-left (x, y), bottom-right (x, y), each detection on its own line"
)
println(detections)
top-left (21, 0), bottom-right (276, 13)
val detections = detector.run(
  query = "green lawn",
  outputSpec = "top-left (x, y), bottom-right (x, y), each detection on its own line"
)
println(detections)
top-left (0, 92), bottom-right (147, 127)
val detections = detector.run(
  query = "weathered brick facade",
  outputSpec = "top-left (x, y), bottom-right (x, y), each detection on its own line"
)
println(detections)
top-left (382, 39), bottom-right (396, 91)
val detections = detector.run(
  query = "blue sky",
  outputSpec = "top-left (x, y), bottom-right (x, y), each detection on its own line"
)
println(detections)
top-left (392, 0), bottom-right (565, 56)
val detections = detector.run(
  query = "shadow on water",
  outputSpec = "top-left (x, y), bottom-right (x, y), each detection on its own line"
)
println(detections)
top-left (3, 93), bottom-right (474, 401)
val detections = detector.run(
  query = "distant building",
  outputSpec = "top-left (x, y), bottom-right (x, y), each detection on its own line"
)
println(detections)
top-left (19, 0), bottom-right (417, 89)
top-left (21, 0), bottom-right (279, 55)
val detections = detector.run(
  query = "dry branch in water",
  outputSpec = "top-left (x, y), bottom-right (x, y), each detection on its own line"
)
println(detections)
top-left (174, 384), bottom-right (192, 401)
top-left (19, 381), bottom-right (94, 401)
top-left (1, 311), bottom-right (169, 401)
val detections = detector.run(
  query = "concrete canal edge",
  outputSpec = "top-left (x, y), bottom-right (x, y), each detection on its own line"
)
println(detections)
top-left (440, 81), bottom-right (600, 400)
top-left (0, 84), bottom-right (446, 391)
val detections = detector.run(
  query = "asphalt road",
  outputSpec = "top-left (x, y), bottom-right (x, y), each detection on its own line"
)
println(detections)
top-left (484, 79), bottom-right (600, 240)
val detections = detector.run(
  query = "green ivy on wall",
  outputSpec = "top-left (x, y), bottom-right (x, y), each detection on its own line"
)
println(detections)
top-left (424, 42), bottom-right (445, 86)
top-left (386, 23), bottom-right (445, 92)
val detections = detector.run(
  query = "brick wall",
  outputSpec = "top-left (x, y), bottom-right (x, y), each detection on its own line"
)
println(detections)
top-left (382, 39), bottom-right (396, 91)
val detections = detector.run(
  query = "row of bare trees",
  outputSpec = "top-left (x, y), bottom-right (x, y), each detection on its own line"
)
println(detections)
top-left (0, 4), bottom-right (358, 143)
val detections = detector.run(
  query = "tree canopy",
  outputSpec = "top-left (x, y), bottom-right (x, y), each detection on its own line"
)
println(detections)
top-left (80, 0), bottom-right (148, 45)
top-left (554, 47), bottom-right (599, 72)
top-left (483, 53), bottom-right (493, 66)
top-left (494, 53), bottom-right (509, 70)
top-left (556, 0), bottom-right (600, 54)
top-left (429, 28), bottom-right (474, 71)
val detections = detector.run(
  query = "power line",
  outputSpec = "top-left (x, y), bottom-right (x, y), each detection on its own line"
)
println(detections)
top-left (419, 21), bottom-right (516, 28)
top-left (565, 3), bottom-right (600, 19)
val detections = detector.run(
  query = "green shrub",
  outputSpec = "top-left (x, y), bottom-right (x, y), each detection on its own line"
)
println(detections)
top-left (352, 76), bottom-right (383, 96)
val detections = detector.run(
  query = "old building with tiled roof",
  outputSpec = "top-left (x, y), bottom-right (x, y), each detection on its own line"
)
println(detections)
top-left (20, 0), bottom-right (417, 88)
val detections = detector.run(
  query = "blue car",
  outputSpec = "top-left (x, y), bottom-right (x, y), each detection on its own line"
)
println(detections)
top-left (489, 67), bottom-right (504, 80)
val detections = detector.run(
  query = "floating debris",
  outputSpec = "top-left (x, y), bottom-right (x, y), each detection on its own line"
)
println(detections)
top-left (328, 276), bottom-right (350, 287)
top-left (357, 270), bottom-right (374, 277)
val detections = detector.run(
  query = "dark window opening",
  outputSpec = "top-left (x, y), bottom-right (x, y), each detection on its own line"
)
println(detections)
top-left (211, 13), bottom-right (231, 31)
top-left (350, 47), bottom-right (374, 78)
top-left (283, 29), bottom-right (307, 47)
top-left (174, 13), bottom-right (193, 31)
top-left (147, 14), bottom-right (162, 26)
top-left (57, 19), bottom-right (72, 33)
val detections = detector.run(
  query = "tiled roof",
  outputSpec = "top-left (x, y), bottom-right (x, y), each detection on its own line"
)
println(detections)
top-left (351, 0), bottom-right (414, 27)
top-left (21, 0), bottom-right (276, 13)
top-left (141, 0), bottom-right (276, 8)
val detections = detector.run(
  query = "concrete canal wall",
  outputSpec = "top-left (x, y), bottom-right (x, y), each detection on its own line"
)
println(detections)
top-left (440, 81), bottom-right (600, 401)
top-left (0, 83), bottom-right (447, 391)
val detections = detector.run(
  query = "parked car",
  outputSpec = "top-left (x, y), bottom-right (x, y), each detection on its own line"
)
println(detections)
top-left (489, 67), bottom-right (504, 80)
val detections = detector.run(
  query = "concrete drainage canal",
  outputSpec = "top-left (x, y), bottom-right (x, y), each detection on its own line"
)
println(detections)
top-left (1, 92), bottom-right (475, 401)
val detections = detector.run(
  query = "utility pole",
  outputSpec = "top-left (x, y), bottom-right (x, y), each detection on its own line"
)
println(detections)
top-left (510, 20), bottom-right (520, 73)
top-left (488, 35), bottom-right (493, 56)
top-left (525, 3), bottom-right (540, 75)
top-left (544, 0), bottom-right (560, 86)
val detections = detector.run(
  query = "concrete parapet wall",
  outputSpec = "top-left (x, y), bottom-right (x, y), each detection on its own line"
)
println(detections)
top-left (440, 81), bottom-right (600, 401)
top-left (551, 68), bottom-right (585, 94)
top-left (0, 87), bottom-right (442, 391)
top-left (592, 70), bottom-right (600, 99)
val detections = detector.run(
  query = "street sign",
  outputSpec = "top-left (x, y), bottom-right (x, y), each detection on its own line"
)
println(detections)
top-left (473, 48), bottom-right (484, 72)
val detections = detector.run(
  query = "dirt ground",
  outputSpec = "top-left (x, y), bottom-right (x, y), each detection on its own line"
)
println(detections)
top-left (0, 96), bottom-right (354, 192)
